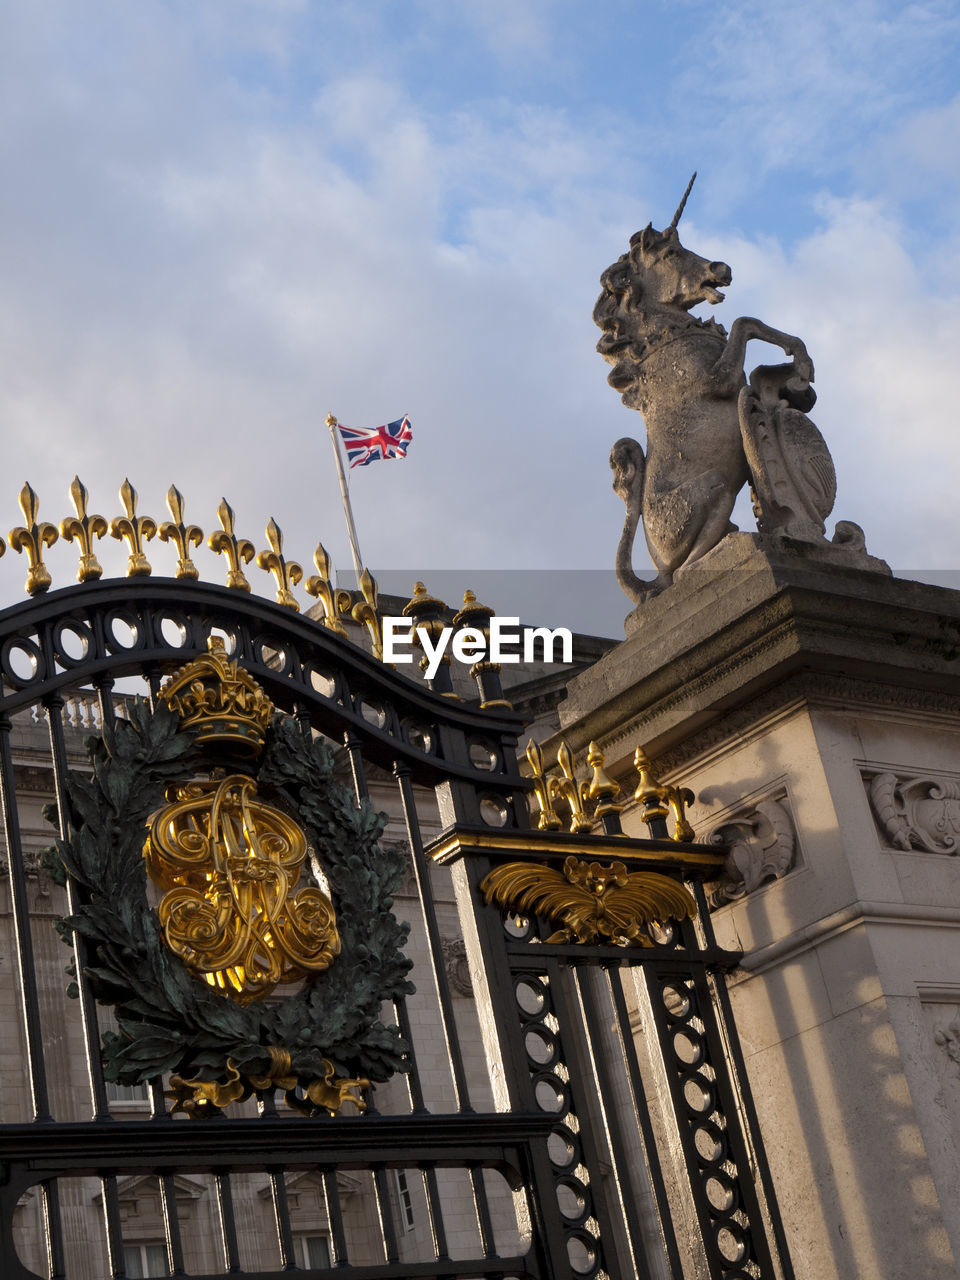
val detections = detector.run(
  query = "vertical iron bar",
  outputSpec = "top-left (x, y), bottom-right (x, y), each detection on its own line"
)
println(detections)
top-left (95, 674), bottom-right (116, 729)
top-left (294, 698), bottom-right (312, 742)
top-left (322, 1168), bottom-right (349, 1267)
top-left (44, 695), bottom-right (112, 1122)
top-left (607, 964), bottom-right (685, 1279)
top-left (421, 1164), bottom-right (450, 1261)
top-left (146, 667), bottom-right (162, 704)
top-left (542, 956), bottom-right (619, 1274)
top-left (214, 1172), bottom-right (242, 1272)
top-left (158, 1174), bottom-right (187, 1276)
top-left (573, 965), bottom-right (659, 1280)
top-left (41, 1180), bottom-right (66, 1280)
top-left (469, 1166), bottom-right (496, 1265)
top-left (469, 1166), bottom-right (497, 1259)
top-left (392, 997), bottom-right (427, 1114)
top-left (268, 1169), bottom-right (296, 1269)
top-left (693, 881), bottom-right (797, 1280)
top-left (373, 1166), bottom-right (400, 1263)
top-left (343, 730), bottom-right (370, 801)
top-left (394, 763), bottom-right (474, 1113)
top-left (0, 713), bottom-right (54, 1122)
top-left (101, 1176), bottom-right (125, 1279)
top-left (147, 1079), bottom-right (169, 1120)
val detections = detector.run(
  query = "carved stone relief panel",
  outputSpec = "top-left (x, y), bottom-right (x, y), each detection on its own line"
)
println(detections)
top-left (865, 771), bottom-right (960, 854)
top-left (441, 936), bottom-right (473, 997)
top-left (919, 998), bottom-right (960, 1207)
top-left (706, 793), bottom-right (797, 908)
top-left (933, 1014), bottom-right (960, 1080)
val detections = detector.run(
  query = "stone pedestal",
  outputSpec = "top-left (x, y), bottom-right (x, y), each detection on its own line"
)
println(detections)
top-left (557, 534), bottom-right (960, 1280)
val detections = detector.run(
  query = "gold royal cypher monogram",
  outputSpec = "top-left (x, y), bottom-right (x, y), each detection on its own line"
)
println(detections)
top-left (142, 636), bottom-right (340, 1004)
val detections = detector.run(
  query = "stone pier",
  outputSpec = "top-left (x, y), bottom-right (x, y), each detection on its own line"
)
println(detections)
top-left (556, 534), bottom-right (960, 1280)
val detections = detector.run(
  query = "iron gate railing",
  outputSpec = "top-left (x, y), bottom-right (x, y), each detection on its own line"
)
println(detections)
top-left (0, 577), bottom-right (794, 1280)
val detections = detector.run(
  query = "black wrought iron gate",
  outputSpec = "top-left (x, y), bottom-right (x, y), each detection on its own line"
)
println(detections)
top-left (0, 577), bottom-right (794, 1280)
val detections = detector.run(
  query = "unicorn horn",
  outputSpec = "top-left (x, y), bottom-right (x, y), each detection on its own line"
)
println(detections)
top-left (669, 171), bottom-right (697, 229)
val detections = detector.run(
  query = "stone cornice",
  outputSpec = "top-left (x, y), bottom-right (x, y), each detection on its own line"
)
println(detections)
top-left (728, 899), bottom-right (960, 980)
top-left (555, 539), bottom-right (960, 774)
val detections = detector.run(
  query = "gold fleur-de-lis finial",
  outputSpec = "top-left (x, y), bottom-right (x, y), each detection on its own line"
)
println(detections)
top-left (304, 541), bottom-right (350, 637)
top-left (209, 498), bottom-right (255, 591)
top-left (347, 567), bottom-right (384, 659)
top-left (159, 485), bottom-right (203, 580)
top-left (109, 479), bottom-right (156, 577)
top-left (257, 518), bottom-right (302, 610)
top-left (525, 738), bottom-right (563, 831)
top-left (60, 476), bottom-right (107, 582)
top-left (556, 740), bottom-right (594, 834)
top-left (9, 483), bottom-right (55, 594)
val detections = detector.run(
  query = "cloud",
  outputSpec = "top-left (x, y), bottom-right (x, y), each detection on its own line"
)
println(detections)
top-left (0, 0), bottom-right (957, 629)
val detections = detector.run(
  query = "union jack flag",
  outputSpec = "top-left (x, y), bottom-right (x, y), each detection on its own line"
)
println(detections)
top-left (338, 416), bottom-right (413, 469)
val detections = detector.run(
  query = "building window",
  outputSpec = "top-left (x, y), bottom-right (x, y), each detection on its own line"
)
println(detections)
top-left (294, 1235), bottom-right (331, 1268)
top-left (122, 1242), bottom-right (169, 1277)
top-left (106, 1080), bottom-right (150, 1105)
top-left (394, 1170), bottom-right (415, 1231)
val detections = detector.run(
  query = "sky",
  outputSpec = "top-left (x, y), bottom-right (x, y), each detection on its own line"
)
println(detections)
top-left (1, 0), bottom-right (959, 635)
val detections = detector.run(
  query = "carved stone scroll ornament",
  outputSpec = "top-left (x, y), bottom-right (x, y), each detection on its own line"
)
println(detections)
top-left (441, 937), bottom-right (473, 997)
top-left (595, 173), bottom-right (879, 608)
top-left (708, 797), bottom-right (796, 907)
top-left (868, 772), bottom-right (960, 854)
top-left (933, 1018), bottom-right (960, 1079)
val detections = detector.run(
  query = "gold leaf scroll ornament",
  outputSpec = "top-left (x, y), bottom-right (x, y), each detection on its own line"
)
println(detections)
top-left (481, 855), bottom-right (696, 945)
top-left (144, 774), bottom-right (341, 1003)
top-left (168, 1048), bottom-right (368, 1118)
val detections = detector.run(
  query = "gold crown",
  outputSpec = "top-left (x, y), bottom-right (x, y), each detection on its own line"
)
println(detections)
top-left (161, 635), bottom-right (273, 756)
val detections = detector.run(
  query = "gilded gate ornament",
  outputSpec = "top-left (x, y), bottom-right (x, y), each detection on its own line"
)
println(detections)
top-left (481, 854), bottom-right (696, 945)
top-left (109, 478), bottom-right (156, 576)
top-left (209, 497), bottom-right (256, 590)
top-left (144, 774), bottom-right (340, 1002)
top-left (158, 484), bottom-right (203, 580)
top-left (60, 476), bottom-right (107, 582)
top-left (146, 638), bottom-right (340, 1002)
top-left (9, 482), bottom-right (56, 594)
top-left (45, 635), bottom-right (414, 1118)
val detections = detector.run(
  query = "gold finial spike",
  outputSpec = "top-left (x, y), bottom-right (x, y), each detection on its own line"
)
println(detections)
top-left (525, 738), bottom-right (563, 831)
top-left (633, 747), bottom-right (695, 841)
top-left (305, 541), bottom-right (350, 637)
top-left (257, 517), bottom-right (302, 610)
top-left (633, 748), bottom-right (669, 823)
top-left (9, 482), bottom-right (56, 594)
top-left (585, 740), bottom-right (623, 834)
top-left (349, 566), bottom-right (384, 660)
top-left (159, 485), bottom-right (203, 580)
top-left (556, 740), bottom-right (593, 834)
top-left (60, 476), bottom-right (106, 582)
top-left (586, 741), bottom-right (621, 808)
top-left (208, 498), bottom-right (255, 591)
top-left (325, 413), bottom-right (338, 428)
top-left (109, 479), bottom-right (156, 577)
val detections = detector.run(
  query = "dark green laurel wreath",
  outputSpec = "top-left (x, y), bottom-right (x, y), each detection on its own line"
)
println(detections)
top-left (44, 700), bottom-right (414, 1106)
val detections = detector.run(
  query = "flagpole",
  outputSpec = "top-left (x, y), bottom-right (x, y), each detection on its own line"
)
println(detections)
top-left (325, 414), bottom-right (365, 583)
